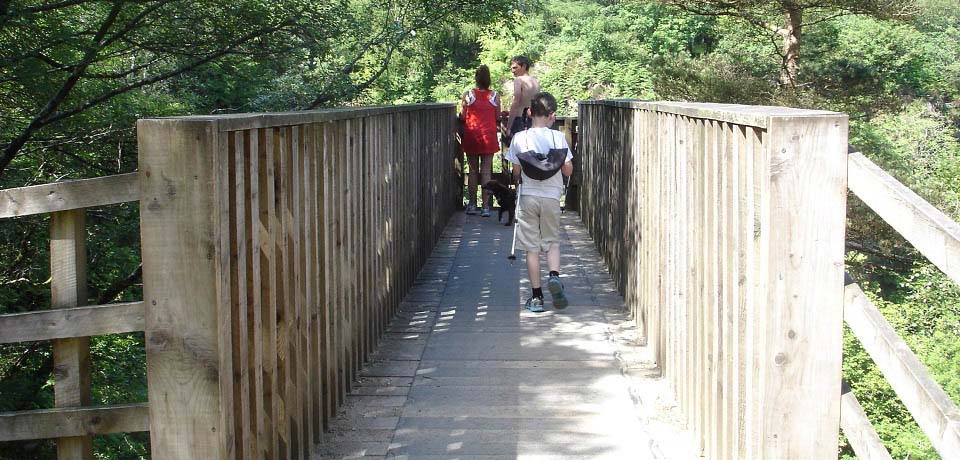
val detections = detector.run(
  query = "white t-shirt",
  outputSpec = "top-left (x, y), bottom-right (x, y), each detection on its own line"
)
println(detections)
top-left (506, 127), bottom-right (573, 201)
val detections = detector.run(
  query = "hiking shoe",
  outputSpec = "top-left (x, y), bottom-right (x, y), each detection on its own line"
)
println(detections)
top-left (547, 275), bottom-right (568, 309)
top-left (525, 296), bottom-right (545, 313)
top-left (480, 207), bottom-right (491, 217)
top-left (465, 204), bottom-right (477, 215)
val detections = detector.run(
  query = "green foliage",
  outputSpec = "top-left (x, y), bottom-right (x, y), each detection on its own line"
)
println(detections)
top-left (0, 1), bottom-right (515, 458)
top-left (842, 255), bottom-right (960, 459)
top-left (2, 0), bottom-right (960, 458)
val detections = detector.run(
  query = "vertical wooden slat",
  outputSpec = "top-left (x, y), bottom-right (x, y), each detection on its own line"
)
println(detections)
top-left (308, 122), bottom-right (323, 445)
top-left (259, 127), bottom-right (278, 460)
top-left (683, 114), bottom-right (692, 427)
top-left (693, 117), bottom-right (707, 456)
top-left (734, 125), bottom-right (748, 459)
top-left (298, 124), bottom-right (313, 458)
top-left (745, 126), bottom-right (764, 458)
top-left (367, 115), bottom-right (375, 362)
top-left (721, 121), bottom-right (735, 460)
top-left (51, 209), bottom-right (93, 460)
top-left (706, 119), bottom-right (720, 460)
top-left (276, 125), bottom-right (292, 458)
top-left (348, 119), bottom-right (359, 391)
top-left (292, 124), bottom-right (306, 458)
top-left (337, 120), bottom-right (349, 406)
top-left (321, 121), bottom-right (338, 424)
top-left (375, 115), bottom-right (383, 341)
top-left (317, 121), bottom-right (332, 430)
top-left (229, 130), bottom-right (252, 460)
top-left (351, 118), bottom-right (361, 376)
top-left (244, 129), bottom-right (264, 460)
top-left (218, 130), bottom-right (239, 460)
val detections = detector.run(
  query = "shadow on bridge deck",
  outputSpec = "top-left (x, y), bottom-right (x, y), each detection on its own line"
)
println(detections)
top-left (320, 211), bottom-right (698, 460)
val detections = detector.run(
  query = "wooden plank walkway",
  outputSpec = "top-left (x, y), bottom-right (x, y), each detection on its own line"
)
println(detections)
top-left (320, 211), bottom-right (698, 459)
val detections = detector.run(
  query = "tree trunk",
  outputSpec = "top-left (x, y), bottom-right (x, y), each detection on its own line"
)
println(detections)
top-left (779, 7), bottom-right (802, 87)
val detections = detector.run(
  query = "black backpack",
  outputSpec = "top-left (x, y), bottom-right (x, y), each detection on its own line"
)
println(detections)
top-left (515, 131), bottom-right (567, 181)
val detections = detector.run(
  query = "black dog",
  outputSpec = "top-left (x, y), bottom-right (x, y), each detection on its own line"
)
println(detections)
top-left (482, 180), bottom-right (516, 226)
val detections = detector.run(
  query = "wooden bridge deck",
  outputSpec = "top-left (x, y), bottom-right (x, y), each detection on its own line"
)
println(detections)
top-left (320, 211), bottom-right (698, 459)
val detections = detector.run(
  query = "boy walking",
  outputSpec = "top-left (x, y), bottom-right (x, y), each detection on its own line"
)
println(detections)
top-left (506, 92), bottom-right (573, 312)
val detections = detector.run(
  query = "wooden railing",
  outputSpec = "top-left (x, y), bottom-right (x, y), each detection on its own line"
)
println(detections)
top-left (138, 104), bottom-right (457, 459)
top-left (842, 149), bottom-right (960, 459)
top-left (0, 174), bottom-right (147, 458)
top-left (578, 100), bottom-right (850, 459)
top-left (0, 104), bottom-right (459, 459)
top-left (552, 117), bottom-right (579, 211)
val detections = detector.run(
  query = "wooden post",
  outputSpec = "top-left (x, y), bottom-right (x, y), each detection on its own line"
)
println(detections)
top-left (51, 209), bottom-right (93, 460)
top-left (138, 118), bottom-right (229, 460)
top-left (761, 114), bottom-right (847, 458)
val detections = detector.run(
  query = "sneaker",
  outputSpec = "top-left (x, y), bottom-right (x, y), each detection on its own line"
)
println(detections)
top-left (525, 296), bottom-right (545, 313)
top-left (465, 204), bottom-right (477, 215)
top-left (480, 207), bottom-right (491, 217)
top-left (547, 275), bottom-right (568, 309)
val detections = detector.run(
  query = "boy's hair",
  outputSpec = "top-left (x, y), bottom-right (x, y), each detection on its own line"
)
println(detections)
top-left (529, 92), bottom-right (558, 117)
top-left (474, 65), bottom-right (491, 90)
top-left (511, 55), bottom-right (532, 71)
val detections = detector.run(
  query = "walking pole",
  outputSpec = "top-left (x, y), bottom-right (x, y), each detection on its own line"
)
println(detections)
top-left (561, 175), bottom-right (568, 214)
top-left (507, 183), bottom-right (522, 264)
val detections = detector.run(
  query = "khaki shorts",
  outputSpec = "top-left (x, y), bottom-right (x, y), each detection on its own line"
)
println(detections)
top-left (516, 195), bottom-right (561, 253)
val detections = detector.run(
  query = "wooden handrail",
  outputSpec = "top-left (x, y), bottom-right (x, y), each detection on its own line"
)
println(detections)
top-left (844, 280), bottom-right (960, 458)
top-left (848, 150), bottom-right (960, 285)
top-left (0, 404), bottom-right (149, 441)
top-left (579, 99), bottom-right (840, 129)
top-left (840, 379), bottom-right (893, 460)
top-left (0, 172), bottom-right (138, 218)
top-left (843, 147), bottom-right (960, 460)
top-left (0, 302), bottom-right (144, 344)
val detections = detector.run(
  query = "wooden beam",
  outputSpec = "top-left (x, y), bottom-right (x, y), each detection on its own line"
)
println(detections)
top-left (0, 404), bottom-right (149, 441)
top-left (848, 151), bottom-right (960, 286)
top-left (150, 103), bottom-right (457, 133)
top-left (0, 173), bottom-right (138, 218)
top-left (0, 302), bottom-right (144, 343)
top-left (840, 379), bottom-right (893, 460)
top-left (50, 209), bottom-right (93, 460)
top-left (578, 100), bottom-right (841, 130)
top-left (760, 112), bottom-right (848, 459)
top-left (845, 281), bottom-right (960, 459)
top-left (138, 118), bottom-right (228, 459)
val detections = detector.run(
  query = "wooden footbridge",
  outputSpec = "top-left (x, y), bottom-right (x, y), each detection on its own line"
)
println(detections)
top-left (1, 101), bottom-right (959, 459)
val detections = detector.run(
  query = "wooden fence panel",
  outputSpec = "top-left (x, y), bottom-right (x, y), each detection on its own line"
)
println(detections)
top-left (0, 173), bottom-right (146, 458)
top-left (578, 100), bottom-right (848, 459)
top-left (2, 105), bottom-right (459, 458)
top-left (138, 105), bottom-right (457, 460)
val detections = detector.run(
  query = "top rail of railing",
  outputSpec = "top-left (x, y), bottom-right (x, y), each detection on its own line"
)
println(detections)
top-left (144, 103), bottom-right (456, 132)
top-left (0, 173), bottom-right (139, 218)
top-left (580, 99), bottom-right (841, 129)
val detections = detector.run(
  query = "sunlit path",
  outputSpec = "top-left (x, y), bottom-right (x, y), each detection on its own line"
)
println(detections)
top-left (320, 211), bottom-right (698, 460)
